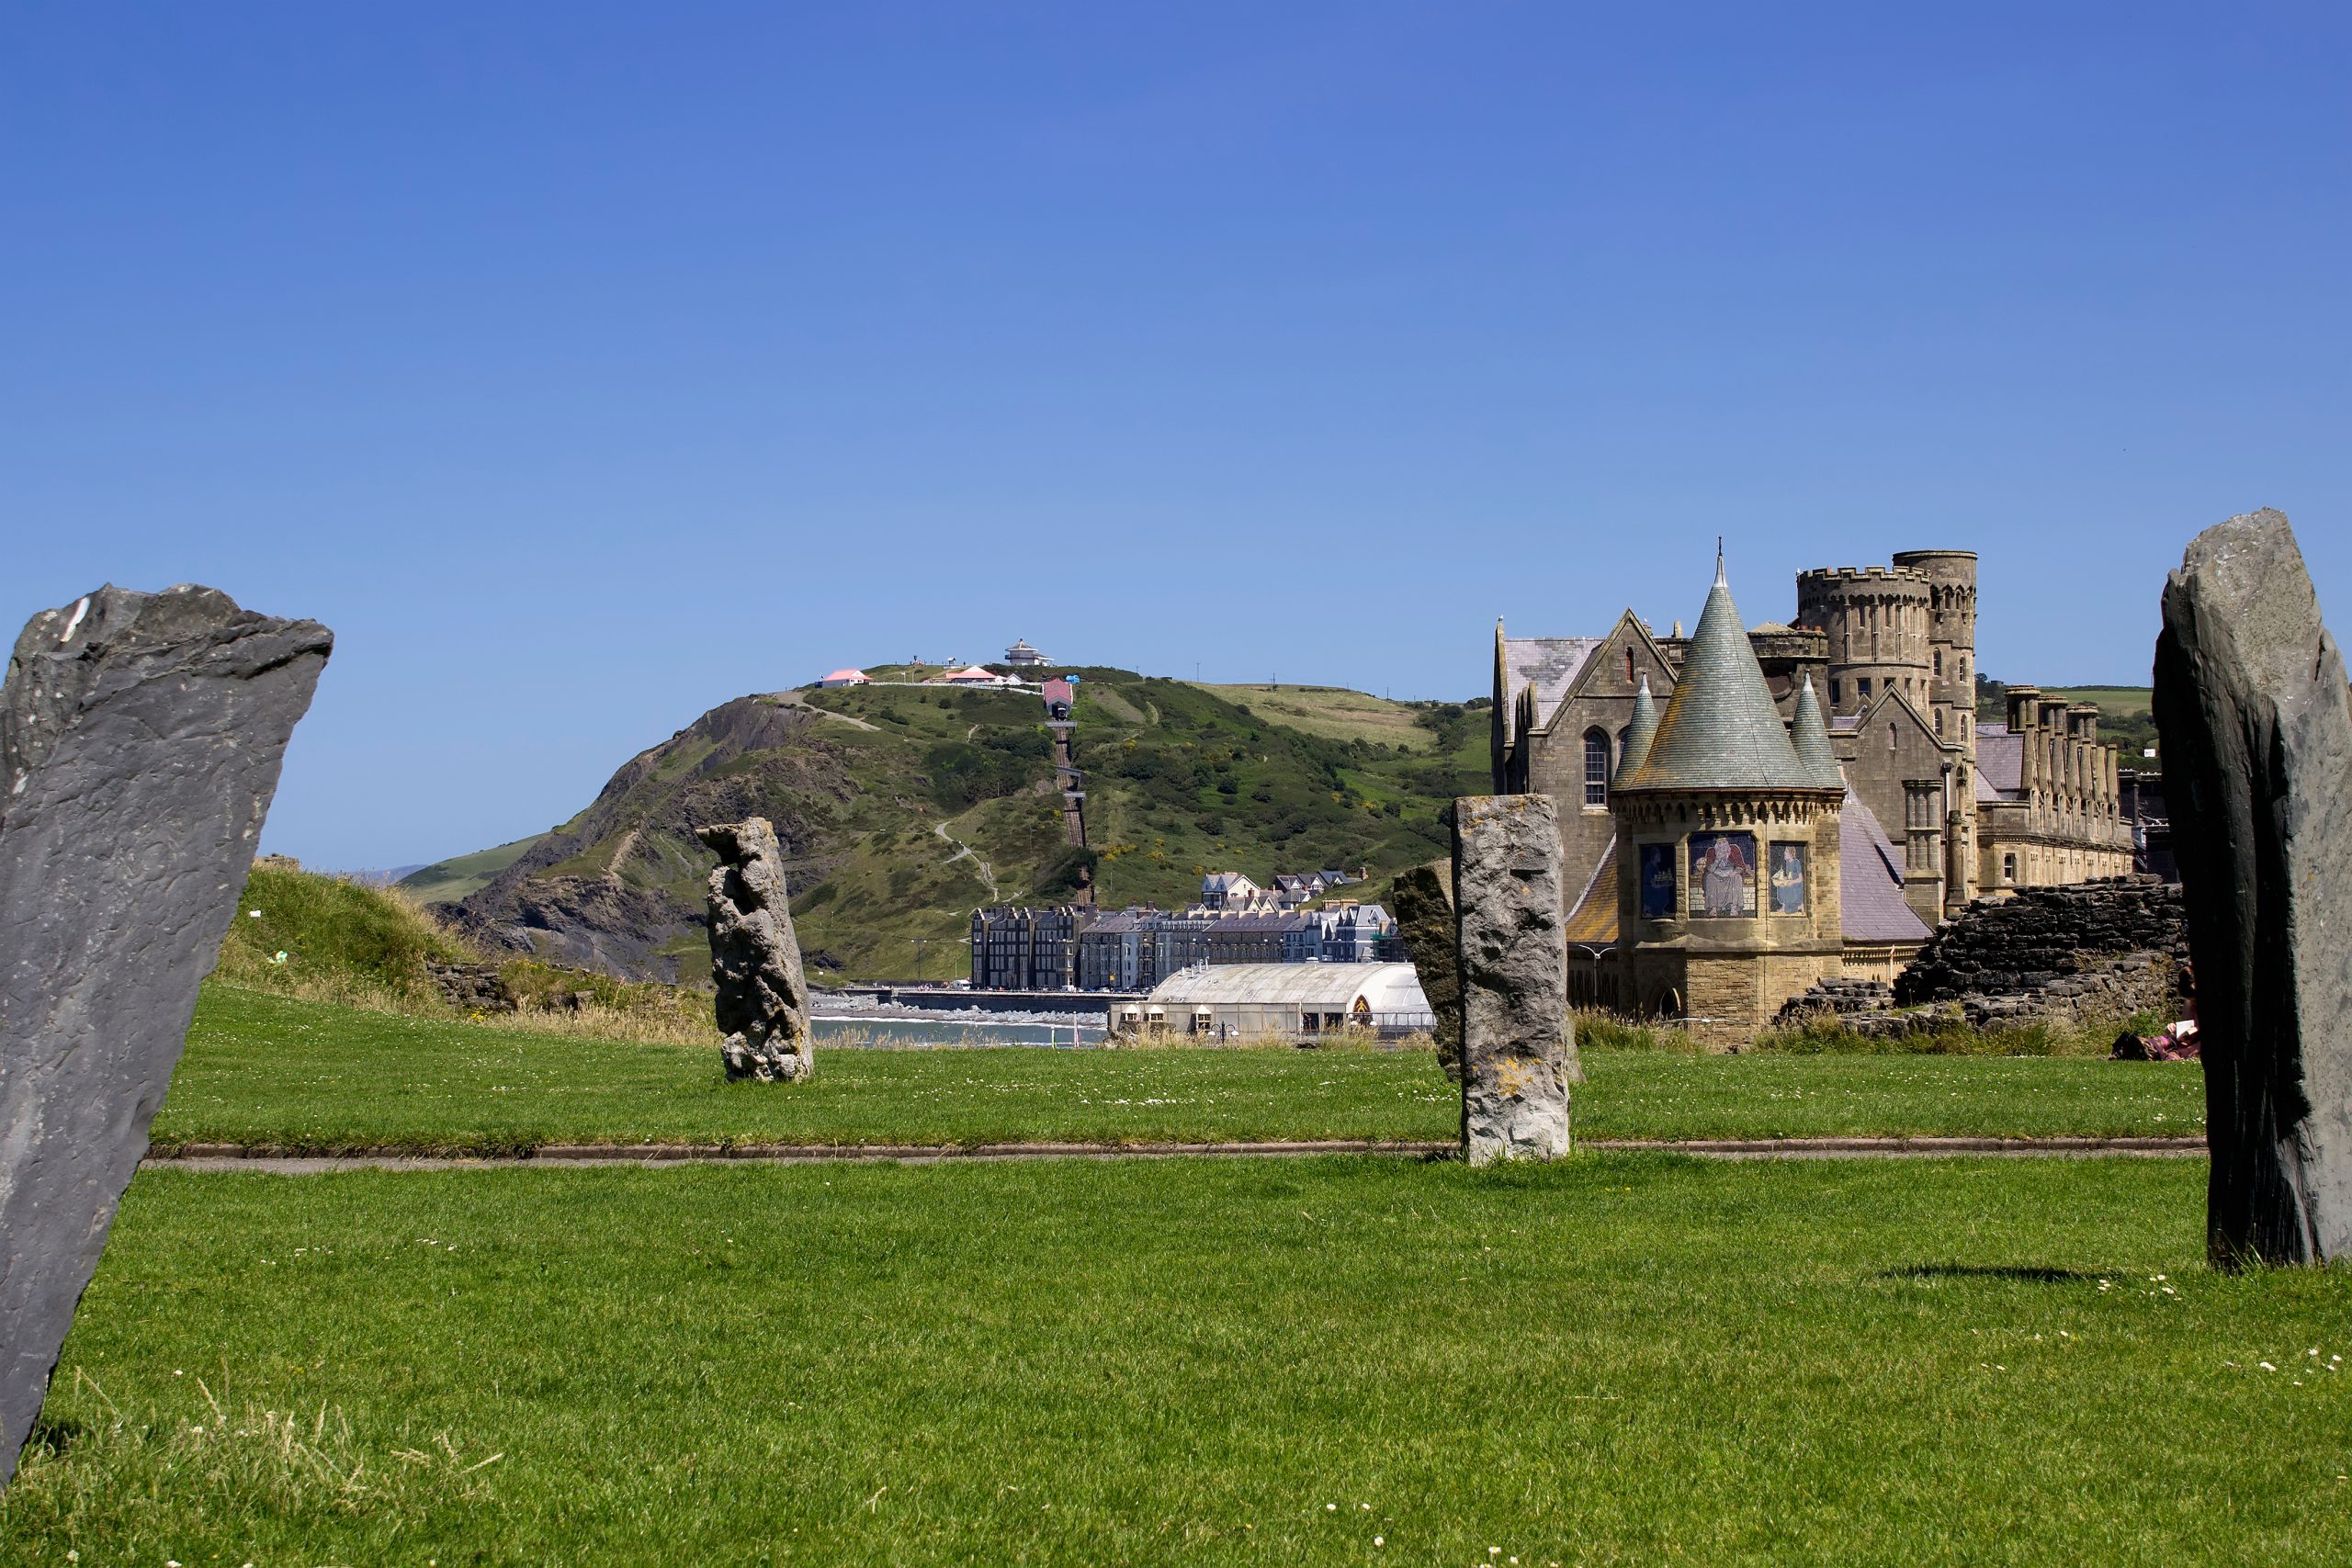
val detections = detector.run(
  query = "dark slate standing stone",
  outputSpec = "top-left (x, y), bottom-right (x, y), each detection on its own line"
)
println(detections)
top-left (0, 586), bottom-right (330, 1488)
top-left (1390, 860), bottom-right (1463, 1081)
top-left (695, 817), bottom-right (814, 1083)
top-left (2154, 510), bottom-right (2352, 1266)
top-left (1453, 795), bottom-right (1577, 1164)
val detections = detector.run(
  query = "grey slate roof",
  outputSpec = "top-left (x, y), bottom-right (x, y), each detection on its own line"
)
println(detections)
top-left (1613, 675), bottom-right (1659, 786)
top-left (1621, 560), bottom-right (1826, 794)
top-left (1789, 673), bottom-right (1845, 790)
top-left (1975, 725), bottom-right (2023, 798)
top-left (1501, 637), bottom-right (1604, 729)
top-left (1840, 790), bottom-right (1933, 943)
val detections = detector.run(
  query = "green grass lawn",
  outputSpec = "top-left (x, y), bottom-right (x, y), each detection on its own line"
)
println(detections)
top-left (7, 1155), bottom-right (2347, 1564)
top-left (151, 987), bottom-right (2207, 1154)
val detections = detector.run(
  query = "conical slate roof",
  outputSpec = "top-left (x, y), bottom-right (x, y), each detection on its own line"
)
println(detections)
top-left (1621, 556), bottom-right (1827, 793)
top-left (1614, 674), bottom-right (1659, 785)
top-left (1790, 672), bottom-right (1844, 790)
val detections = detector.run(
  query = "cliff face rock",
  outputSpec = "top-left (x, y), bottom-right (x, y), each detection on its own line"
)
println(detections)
top-left (0, 585), bottom-right (329, 1489)
top-left (2154, 508), bottom-right (2352, 1267)
top-left (444, 697), bottom-right (852, 982)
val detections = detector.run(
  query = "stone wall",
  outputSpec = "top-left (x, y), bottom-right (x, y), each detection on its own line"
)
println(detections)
top-left (1771, 874), bottom-right (2188, 1041)
top-left (1894, 875), bottom-right (2186, 1005)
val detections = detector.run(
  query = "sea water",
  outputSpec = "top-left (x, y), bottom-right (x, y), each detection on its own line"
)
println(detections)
top-left (810, 1015), bottom-right (1108, 1049)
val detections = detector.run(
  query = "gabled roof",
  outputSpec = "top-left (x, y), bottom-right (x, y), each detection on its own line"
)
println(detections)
top-left (1621, 558), bottom-right (1824, 794)
top-left (1840, 790), bottom-right (1933, 944)
top-left (1499, 637), bottom-right (1605, 729)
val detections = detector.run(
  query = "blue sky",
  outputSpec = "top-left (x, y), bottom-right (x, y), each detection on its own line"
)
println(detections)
top-left (6, 3), bottom-right (2346, 870)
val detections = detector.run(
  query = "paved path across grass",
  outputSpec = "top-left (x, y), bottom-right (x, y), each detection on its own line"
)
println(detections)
top-left (141, 1134), bottom-right (2207, 1172)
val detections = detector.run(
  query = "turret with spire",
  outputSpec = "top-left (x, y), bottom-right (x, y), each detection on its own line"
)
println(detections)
top-left (1610, 550), bottom-right (1847, 1051)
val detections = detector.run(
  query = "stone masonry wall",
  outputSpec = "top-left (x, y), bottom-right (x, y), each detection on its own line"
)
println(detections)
top-left (1894, 875), bottom-right (2186, 1005)
top-left (1774, 875), bottom-right (2187, 1041)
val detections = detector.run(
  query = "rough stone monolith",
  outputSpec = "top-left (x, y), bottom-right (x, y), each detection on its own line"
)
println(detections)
top-left (1390, 860), bottom-right (1463, 1082)
top-left (1453, 795), bottom-right (1577, 1164)
top-left (2153, 509), bottom-right (2352, 1267)
top-left (1, 586), bottom-right (331, 1489)
top-left (695, 817), bottom-right (813, 1083)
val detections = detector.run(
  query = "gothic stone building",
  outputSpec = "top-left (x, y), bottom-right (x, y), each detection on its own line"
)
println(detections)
top-left (1497, 547), bottom-right (2131, 946)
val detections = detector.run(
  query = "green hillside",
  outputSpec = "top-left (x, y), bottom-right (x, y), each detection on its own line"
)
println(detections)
top-left (1976, 680), bottom-right (2159, 760)
top-left (414, 670), bottom-right (1491, 985)
top-left (395, 831), bottom-right (548, 903)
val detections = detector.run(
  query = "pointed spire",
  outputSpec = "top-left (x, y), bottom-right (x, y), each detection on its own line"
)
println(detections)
top-left (1621, 554), bottom-right (1829, 794)
top-left (1790, 672), bottom-right (1843, 789)
top-left (1615, 673), bottom-right (1659, 786)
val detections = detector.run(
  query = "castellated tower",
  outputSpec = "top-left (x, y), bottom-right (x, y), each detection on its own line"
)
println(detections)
top-left (1793, 566), bottom-right (1934, 723)
top-left (1890, 548), bottom-right (1979, 761)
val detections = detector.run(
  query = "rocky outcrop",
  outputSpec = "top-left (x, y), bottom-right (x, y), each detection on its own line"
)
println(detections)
top-left (0, 586), bottom-right (330, 1489)
top-left (2154, 509), bottom-right (2352, 1267)
top-left (1894, 877), bottom-right (2186, 1005)
top-left (1390, 860), bottom-right (1462, 1080)
top-left (697, 817), bottom-right (814, 1083)
top-left (444, 696), bottom-right (842, 982)
top-left (426, 960), bottom-right (516, 1012)
top-left (1453, 795), bottom-right (1576, 1164)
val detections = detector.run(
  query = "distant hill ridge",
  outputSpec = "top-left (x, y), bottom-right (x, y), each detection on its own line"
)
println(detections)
top-left (406, 670), bottom-right (1490, 984)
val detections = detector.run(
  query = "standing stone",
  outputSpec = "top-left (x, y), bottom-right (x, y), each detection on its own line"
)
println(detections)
top-left (1453, 795), bottom-right (1577, 1165)
top-left (695, 817), bottom-right (813, 1083)
top-left (1391, 860), bottom-right (1463, 1081)
top-left (2154, 510), bottom-right (2352, 1267)
top-left (1, 586), bottom-right (331, 1489)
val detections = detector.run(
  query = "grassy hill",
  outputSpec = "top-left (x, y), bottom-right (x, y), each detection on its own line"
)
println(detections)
top-left (222, 860), bottom-right (712, 1039)
top-left (392, 831), bottom-right (550, 904)
top-left (405, 670), bottom-right (1492, 984)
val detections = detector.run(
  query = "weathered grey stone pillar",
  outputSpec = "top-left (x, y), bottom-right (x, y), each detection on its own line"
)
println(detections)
top-left (695, 817), bottom-right (814, 1083)
top-left (2154, 509), bottom-right (2352, 1266)
top-left (1453, 795), bottom-right (1577, 1164)
top-left (1390, 859), bottom-right (1463, 1081)
top-left (2, 586), bottom-right (331, 1489)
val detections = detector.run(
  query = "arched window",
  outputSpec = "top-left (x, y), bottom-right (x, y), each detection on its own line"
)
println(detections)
top-left (1583, 728), bottom-right (1611, 807)
top-left (1935, 709), bottom-right (1944, 737)
top-left (1624, 648), bottom-right (1635, 682)
top-left (1889, 721), bottom-right (1898, 752)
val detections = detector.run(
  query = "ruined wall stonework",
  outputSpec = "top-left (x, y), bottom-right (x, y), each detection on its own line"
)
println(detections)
top-left (1894, 876), bottom-right (2186, 1005)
